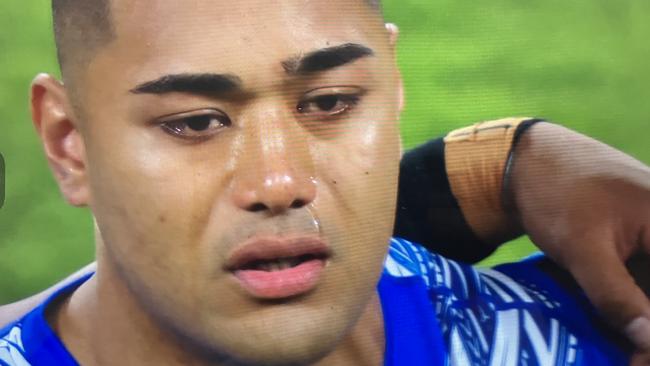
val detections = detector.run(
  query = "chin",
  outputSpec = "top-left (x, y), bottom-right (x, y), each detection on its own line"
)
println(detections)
top-left (182, 310), bottom-right (349, 366)
top-left (197, 333), bottom-right (340, 366)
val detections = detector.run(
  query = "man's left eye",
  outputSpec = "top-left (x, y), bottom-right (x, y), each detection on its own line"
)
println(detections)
top-left (296, 94), bottom-right (360, 117)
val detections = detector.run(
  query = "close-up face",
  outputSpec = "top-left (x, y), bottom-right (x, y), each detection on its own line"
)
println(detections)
top-left (49, 0), bottom-right (401, 364)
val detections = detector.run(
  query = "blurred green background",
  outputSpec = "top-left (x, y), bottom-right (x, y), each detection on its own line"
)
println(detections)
top-left (0, 0), bottom-right (648, 303)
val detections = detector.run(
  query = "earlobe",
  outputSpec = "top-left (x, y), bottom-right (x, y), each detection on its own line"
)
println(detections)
top-left (31, 73), bottom-right (89, 207)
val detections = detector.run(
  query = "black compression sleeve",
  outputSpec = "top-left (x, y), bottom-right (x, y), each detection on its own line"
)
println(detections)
top-left (393, 137), bottom-right (496, 263)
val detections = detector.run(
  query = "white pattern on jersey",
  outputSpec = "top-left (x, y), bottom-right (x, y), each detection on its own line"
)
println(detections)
top-left (385, 237), bottom-right (581, 366)
top-left (0, 325), bottom-right (31, 366)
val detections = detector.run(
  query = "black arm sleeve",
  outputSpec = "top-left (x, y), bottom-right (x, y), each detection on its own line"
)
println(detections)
top-left (393, 137), bottom-right (496, 263)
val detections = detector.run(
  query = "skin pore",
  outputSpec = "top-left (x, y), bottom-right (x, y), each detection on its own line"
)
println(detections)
top-left (33, 1), bottom-right (402, 365)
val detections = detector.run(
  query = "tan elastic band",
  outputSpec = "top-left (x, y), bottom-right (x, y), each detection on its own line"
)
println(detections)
top-left (444, 117), bottom-right (531, 245)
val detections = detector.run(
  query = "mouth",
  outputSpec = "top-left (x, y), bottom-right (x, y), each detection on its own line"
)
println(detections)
top-left (225, 237), bottom-right (331, 299)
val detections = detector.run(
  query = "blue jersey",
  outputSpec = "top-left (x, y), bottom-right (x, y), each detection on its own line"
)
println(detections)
top-left (0, 238), bottom-right (629, 365)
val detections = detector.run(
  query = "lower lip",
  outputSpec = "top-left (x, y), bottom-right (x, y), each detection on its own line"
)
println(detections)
top-left (232, 259), bottom-right (326, 299)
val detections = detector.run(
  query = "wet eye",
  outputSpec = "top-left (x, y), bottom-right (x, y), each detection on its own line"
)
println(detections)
top-left (297, 94), bottom-right (360, 117)
top-left (314, 95), bottom-right (340, 111)
top-left (160, 111), bottom-right (231, 140)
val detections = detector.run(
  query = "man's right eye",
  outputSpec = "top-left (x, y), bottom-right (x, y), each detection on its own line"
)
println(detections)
top-left (159, 109), bottom-right (232, 140)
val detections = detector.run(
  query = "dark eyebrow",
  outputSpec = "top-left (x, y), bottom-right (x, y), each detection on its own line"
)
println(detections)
top-left (282, 43), bottom-right (375, 75)
top-left (129, 73), bottom-right (243, 95)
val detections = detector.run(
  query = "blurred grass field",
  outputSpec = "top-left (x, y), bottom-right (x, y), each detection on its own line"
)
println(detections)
top-left (0, 0), bottom-right (648, 303)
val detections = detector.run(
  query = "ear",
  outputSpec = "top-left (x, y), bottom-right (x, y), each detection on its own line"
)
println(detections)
top-left (31, 73), bottom-right (89, 207)
top-left (385, 23), bottom-right (400, 47)
top-left (385, 23), bottom-right (405, 113)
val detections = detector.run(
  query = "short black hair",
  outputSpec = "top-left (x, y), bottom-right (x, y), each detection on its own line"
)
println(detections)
top-left (51, 0), bottom-right (382, 84)
top-left (52, 0), bottom-right (114, 84)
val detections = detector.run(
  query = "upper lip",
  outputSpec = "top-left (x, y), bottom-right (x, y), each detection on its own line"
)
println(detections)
top-left (224, 236), bottom-right (332, 271)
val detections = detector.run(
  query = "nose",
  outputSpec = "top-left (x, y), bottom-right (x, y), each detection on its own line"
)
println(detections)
top-left (244, 172), bottom-right (316, 214)
top-left (231, 107), bottom-right (317, 215)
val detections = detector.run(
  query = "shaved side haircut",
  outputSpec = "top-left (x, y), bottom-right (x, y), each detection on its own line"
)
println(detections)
top-left (52, 0), bottom-right (114, 87)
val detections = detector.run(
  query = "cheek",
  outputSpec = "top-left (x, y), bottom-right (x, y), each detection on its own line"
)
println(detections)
top-left (315, 118), bottom-right (400, 263)
top-left (319, 118), bottom-right (400, 203)
top-left (83, 125), bottom-right (230, 267)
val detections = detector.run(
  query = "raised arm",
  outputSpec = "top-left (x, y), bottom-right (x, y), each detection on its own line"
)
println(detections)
top-left (395, 117), bottom-right (539, 261)
top-left (399, 118), bottom-right (650, 360)
top-left (507, 121), bottom-right (650, 362)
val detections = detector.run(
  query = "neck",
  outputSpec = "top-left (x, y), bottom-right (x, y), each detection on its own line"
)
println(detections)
top-left (52, 262), bottom-right (386, 366)
top-left (52, 263), bottom-right (204, 365)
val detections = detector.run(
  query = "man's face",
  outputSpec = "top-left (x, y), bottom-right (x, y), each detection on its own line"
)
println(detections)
top-left (69, 0), bottom-right (400, 364)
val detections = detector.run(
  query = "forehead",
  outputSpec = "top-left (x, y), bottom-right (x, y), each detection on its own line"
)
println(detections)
top-left (111, 0), bottom-right (378, 39)
top-left (102, 1), bottom-right (386, 80)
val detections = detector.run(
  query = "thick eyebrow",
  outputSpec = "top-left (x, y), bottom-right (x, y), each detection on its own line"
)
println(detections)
top-left (129, 73), bottom-right (243, 95)
top-left (282, 43), bottom-right (375, 75)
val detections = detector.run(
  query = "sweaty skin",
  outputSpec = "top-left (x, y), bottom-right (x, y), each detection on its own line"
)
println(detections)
top-left (9, 0), bottom-right (650, 364)
top-left (32, 1), bottom-right (399, 365)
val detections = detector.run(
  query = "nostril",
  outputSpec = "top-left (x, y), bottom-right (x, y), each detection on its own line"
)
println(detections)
top-left (290, 199), bottom-right (306, 209)
top-left (247, 200), bottom-right (306, 213)
top-left (249, 203), bottom-right (267, 212)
